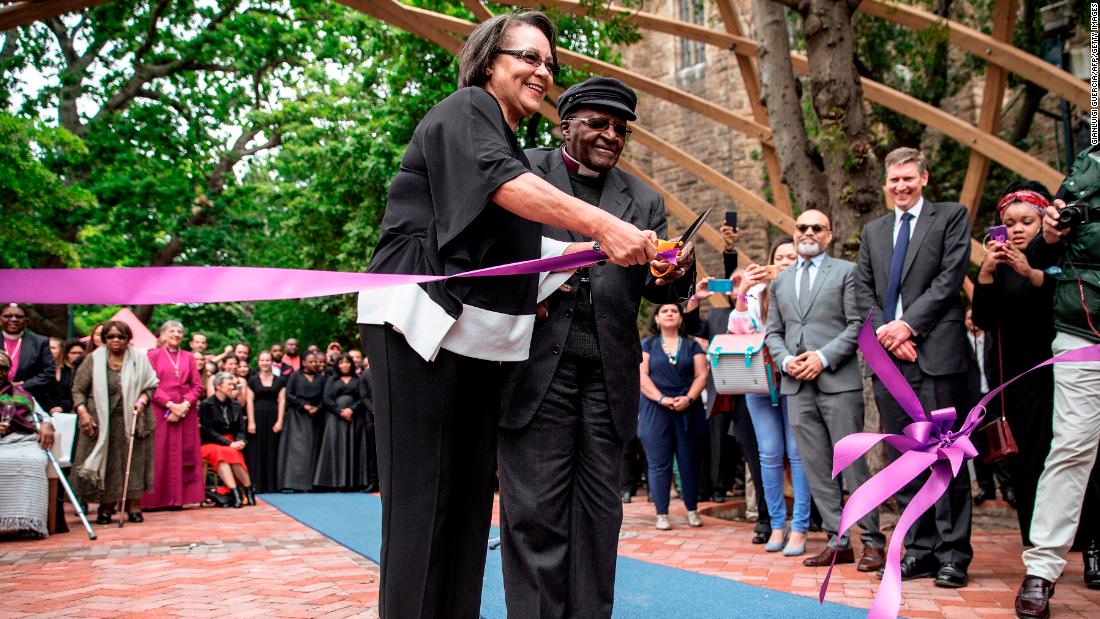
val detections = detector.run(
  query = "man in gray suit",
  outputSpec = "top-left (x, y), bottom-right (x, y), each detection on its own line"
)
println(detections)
top-left (855, 147), bottom-right (973, 588)
top-left (770, 209), bottom-right (888, 571)
top-left (765, 209), bottom-right (886, 571)
top-left (498, 77), bottom-right (694, 618)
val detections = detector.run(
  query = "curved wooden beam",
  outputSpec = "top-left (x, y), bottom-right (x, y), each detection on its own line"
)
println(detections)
top-left (861, 0), bottom-right (1088, 111)
top-left (0, 0), bottom-right (115, 30)
top-left (713, 0), bottom-right (792, 216)
top-left (365, 0), bottom-right (772, 143)
top-left (501, 0), bottom-right (1060, 190)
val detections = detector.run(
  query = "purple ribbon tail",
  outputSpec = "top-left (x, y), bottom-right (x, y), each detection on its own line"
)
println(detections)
top-left (868, 462), bottom-right (952, 619)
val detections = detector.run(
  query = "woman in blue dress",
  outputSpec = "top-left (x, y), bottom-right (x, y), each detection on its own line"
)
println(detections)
top-left (638, 303), bottom-right (709, 530)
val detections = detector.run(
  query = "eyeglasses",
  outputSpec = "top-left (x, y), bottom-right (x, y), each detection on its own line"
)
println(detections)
top-left (567, 116), bottom-right (632, 138)
top-left (104, 334), bottom-right (128, 341)
top-left (795, 224), bottom-right (830, 234)
top-left (493, 48), bottom-right (559, 77)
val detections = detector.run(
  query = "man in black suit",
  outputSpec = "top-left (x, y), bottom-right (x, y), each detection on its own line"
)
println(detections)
top-left (2, 303), bottom-right (56, 407)
top-left (855, 147), bottom-right (973, 588)
top-left (498, 77), bottom-right (694, 618)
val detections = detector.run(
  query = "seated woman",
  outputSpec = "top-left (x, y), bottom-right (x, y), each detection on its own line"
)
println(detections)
top-left (199, 372), bottom-right (253, 508)
top-left (0, 350), bottom-right (55, 538)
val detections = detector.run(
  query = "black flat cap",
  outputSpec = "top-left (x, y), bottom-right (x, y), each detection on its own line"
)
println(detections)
top-left (557, 77), bottom-right (637, 121)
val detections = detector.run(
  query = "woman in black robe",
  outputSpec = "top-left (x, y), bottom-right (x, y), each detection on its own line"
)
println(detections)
top-left (277, 351), bottom-right (326, 492)
top-left (355, 12), bottom-right (658, 618)
top-left (972, 181), bottom-right (1056, 545)
top-left (313, 355), bottom-right (364, 489)
top-left (245, 350), bottom-right (285, 494)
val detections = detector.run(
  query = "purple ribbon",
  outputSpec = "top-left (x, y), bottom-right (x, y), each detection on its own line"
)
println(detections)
top-left (0, 250), bottom-right (608, 305)
top-left (822, 318), bottom-right (1100, 618)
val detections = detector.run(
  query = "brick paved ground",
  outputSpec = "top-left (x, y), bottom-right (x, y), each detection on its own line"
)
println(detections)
top-left (2, 494), bottom-right (1098, 618)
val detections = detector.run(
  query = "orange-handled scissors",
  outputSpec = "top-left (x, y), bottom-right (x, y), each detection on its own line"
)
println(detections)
top-left (651, 207), bottom-right (711, 278)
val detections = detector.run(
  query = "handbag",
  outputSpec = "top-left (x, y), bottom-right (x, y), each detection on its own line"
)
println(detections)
top-left (707, 333), bottom-right (779, 405)
top-left (977, 325), bottom-right (1018, 464)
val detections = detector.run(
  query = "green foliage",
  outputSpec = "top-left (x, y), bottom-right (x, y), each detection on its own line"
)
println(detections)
top-left (0, 113), bottom-right (94, 269)
top-left (3, 0), bottom-right (633, 347)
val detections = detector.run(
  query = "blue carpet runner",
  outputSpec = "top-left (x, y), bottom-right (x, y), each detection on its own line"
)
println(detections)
top-left (264, 492), bottom-right (868, 618)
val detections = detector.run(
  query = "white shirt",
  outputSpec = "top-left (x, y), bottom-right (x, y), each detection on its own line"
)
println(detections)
top-left (793, 252), bottom-right (826, 302)
top-left (889, 197), bottom-right (924, 321)
top-left (967, 332), bottom-right (989, 393)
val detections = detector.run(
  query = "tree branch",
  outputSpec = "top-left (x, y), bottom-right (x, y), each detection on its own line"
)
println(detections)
top-left (0, 28), bottom-right (18, 64)
top-left (44, 16), bottom-right (76, 64)
top-left (134, 0), bottom-right (171, 63)
top-left (135, 87), bottom-right (191, 119)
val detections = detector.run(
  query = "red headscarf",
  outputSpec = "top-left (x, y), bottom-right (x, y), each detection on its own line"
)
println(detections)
top-left (996, 190), bottom-right (1049, 222)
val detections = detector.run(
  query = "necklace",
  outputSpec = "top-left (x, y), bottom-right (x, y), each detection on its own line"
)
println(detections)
top-left (661, 335), bottom-right (681, 366)
top-left (107, 355), bottom-right (124, 371)
top-left (164, 347), bottom-right (182, 378)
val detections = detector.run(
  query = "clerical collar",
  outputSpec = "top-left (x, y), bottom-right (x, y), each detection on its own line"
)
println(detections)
top-left (2, 331), bottom-right (23, 340)
top-left (561, 147), bottom-right (602, 178)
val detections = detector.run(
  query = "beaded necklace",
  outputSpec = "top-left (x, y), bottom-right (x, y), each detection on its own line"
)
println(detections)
top-left (661, 335), bottom-right (681, 366)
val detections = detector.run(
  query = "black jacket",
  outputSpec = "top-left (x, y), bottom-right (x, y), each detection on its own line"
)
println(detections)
top-left (10, 331), bottom-right (56, 407)
top-left (199, 395), bottom-right (247, 446)
top-left (500, 147), bottom-right (695, 440)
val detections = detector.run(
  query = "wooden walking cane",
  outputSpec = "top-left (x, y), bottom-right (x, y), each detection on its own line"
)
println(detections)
top-left (118, 402), bottom-right (142, 528)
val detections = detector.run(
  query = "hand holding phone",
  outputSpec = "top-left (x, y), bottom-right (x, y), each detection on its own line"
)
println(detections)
top-left (759, 265), bottom-right (779, 281)
top-left (708, 279), bottom-right (734, 293)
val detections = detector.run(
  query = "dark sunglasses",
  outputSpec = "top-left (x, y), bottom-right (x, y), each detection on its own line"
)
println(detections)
top-left (104, 334), bottom-right (129, 341)
top-left (493, 48), bottom-right (559, 77)
top-left (568, 116), bottom-right (632, 138)
top-left (795, 223), bottom-right (830, 234)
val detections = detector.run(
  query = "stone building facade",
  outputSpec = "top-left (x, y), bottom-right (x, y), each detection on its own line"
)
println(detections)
top-left (617, 0), bottom-right (774, 276)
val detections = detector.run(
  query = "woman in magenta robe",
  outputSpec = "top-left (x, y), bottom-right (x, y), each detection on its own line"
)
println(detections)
top-left (141, 320), bottom-right (205, 509)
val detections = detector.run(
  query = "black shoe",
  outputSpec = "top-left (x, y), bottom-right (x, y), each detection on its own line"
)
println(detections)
top-left (362, 483), bottom-right (379, 493)
top-left (712, 494), bottom-right (727, 504)
top-left (1015, 575), bottom-right (1055, 618)
top-left (879, 554), bottom-right (937, 581)
top-left (245, 486), bottom-right (257, 507)
top-left (934, 562), bottom-right (969, 588)
top-left (621, 491), bottom-right (632, 504)
top-left (751, 530), bottom-right (769, 544)
top-left (1003, 487), bottom-right (1017, 508)
top-left (127, 512), bottom-right (144, 523)
top-left (231, 487), bottom-right (243, 508)
top-left (1084, 539), bottom-right (1100, 589)
top-left (95, 511), bottom-right (112, 525)
top-left (973, 487), bottom-right (996, 505)
top-left (207, 489), bottom-right (233, 508)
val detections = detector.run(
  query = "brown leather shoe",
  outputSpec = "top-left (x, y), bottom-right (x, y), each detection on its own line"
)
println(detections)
top-left (857, 547), bottom-right (886, 573)
top-left (1015, 575), bottom-right (1055, 618)
top-left (803, 546), bottom-right (854, 567)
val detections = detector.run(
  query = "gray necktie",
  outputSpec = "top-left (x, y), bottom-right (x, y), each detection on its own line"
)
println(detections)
top-left (799, 260), bottom-right (813, 314)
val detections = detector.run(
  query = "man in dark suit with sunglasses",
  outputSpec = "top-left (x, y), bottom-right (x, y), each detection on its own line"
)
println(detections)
top-left (498, 77), bottom-right (695, 617)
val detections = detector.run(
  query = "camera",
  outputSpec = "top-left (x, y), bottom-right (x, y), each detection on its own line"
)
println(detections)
top-left (1055, 200), bottom-right (1100, 229)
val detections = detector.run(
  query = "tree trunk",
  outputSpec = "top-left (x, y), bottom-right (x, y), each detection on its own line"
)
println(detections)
top-left (751, 0), bottom-right (827, 214)
top-left (789, 0), bottom-right (885, 256)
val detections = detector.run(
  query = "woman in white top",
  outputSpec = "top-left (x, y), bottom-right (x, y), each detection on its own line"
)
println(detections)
top-left (726, 236), bottom-right (812, 557)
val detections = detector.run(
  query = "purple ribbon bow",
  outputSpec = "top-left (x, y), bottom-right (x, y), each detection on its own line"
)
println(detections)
top-left (821, 317), bottom-right (1100, 619)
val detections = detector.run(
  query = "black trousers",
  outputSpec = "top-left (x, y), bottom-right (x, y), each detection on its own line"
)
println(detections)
top-left (498, 355), bottom-right (622, 619)
top-left (704, 410), bottom-right (740, 498)
top-left (726, 395), bottom-right (770, 531)
top-left (874, 370), bottom-right (973, 567)
top-left (360, 325), bottom-right (500, 619)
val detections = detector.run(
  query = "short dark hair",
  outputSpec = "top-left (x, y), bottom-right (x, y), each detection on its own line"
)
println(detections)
top-left (63, 338), bottom-right (85, 355)
top-left (457, 11), bottom-right (557, 89)
top-left (102, 320), bottom-right (133, 341)
top-left (333, 354), bottom-right (356, 377)
top-left (648, 302), bottom-right (685, 336)
top-left (768, 235), bottom-right (795, 265)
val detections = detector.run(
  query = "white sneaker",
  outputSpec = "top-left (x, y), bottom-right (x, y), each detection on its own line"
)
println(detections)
top-left (686, 510), bottom-right (703, 527)
top-left (655, 515), bottom-right (671, 530)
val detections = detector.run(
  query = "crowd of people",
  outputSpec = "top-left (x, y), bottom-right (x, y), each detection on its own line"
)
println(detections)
top-left (0, 305), bottom-right (378, 535)
top-left (2, 10), bottom-right (1098, 619)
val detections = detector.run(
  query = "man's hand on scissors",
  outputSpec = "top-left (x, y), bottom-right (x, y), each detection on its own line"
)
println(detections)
top-left (598, 220), bottom-right (657, 266)
top-left (652, 240), bottom-right (695, 285)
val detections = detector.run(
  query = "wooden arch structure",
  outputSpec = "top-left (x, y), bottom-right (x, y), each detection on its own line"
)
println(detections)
top-left (2, 0), bottom-right (1087, 269)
